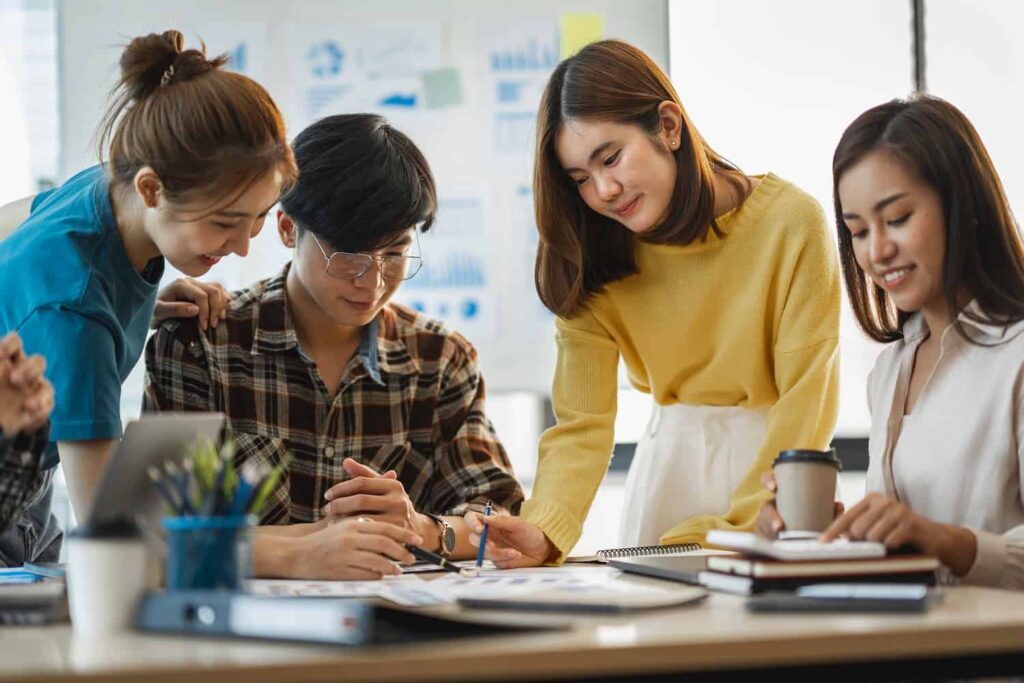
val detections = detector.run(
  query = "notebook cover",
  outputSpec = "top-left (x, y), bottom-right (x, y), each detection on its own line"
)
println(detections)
top-left (699, 569), bottom-right (937, 596)
top-left (707, 554), bottom-right (941, 579)
top-left (705, 530), bottom-right (887, 561)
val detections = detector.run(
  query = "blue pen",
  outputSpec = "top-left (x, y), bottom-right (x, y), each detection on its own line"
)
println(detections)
top-left (229, 461), bottom-right (266, 515)
top-left (165, 462), bottom-right (196, 516)
top-left (203, 455), bottom-right (231, 516)
top-left (148, 465), bottom-right (183, 515)
top-left (475, 501), bottom-right (493, 568)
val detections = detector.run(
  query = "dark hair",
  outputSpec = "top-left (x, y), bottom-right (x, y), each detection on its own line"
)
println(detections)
top-left (97, 30), bottom-right (297, 211)
top-left (280, 113), bottom-right (437, 252)
top-left (533, 39), bottom-right (748, 317)
top-left (832, 94), bottom-right (1024, 343)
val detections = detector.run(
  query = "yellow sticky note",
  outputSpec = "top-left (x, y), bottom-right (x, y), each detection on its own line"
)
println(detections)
top-left (560, 14), bottom-right (604, 59)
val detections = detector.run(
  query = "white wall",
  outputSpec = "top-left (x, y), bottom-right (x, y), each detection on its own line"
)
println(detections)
top-left (668, 0), bottom-right (915, 436)
top-left (0, 0), bottom-right (58, 203)
top-left (925, 0), bottom-right (1024, 221)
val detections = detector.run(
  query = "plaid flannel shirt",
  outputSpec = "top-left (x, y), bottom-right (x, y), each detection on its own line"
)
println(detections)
top-left (0, 424), bottom-right (48, 533)
top-left (143, 264), bottom-right (523, 525)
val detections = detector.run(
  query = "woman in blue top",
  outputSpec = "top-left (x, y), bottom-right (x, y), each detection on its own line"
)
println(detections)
top-left (0, 30), bottom-right (298, 564)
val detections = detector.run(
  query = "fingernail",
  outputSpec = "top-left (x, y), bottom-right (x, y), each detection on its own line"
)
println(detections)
top-left (411, 534), bottom-right (422, 545)
top-left (323, 491), bottom-right (333, 500)
top-left (321, 505), bottom-right (329, 515)
top-left (221, 310), bottom-right (227, 319)
top-left (187, 305), bottom-right (199, 314)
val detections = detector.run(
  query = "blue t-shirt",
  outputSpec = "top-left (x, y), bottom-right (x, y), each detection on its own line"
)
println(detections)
top-left (0, 165), bottom-right (164, 465)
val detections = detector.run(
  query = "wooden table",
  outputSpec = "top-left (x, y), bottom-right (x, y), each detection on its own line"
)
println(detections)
top-left (4, 585), bottom-right (1024, 682)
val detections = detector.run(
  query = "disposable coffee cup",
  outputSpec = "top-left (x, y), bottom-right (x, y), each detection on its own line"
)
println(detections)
top-left (66, 519), bottom-right (147, 637)
top-left (772, 449), bottom-right (842, 533)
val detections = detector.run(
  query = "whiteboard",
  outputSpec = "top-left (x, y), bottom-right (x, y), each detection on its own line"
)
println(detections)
top-left (57, 0), bottom-right (669, 394)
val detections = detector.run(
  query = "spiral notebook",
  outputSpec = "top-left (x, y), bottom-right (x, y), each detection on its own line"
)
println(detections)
top-left (568, 542), bottom-right (712, 563)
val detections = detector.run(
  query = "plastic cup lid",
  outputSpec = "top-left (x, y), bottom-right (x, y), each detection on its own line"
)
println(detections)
top-left (772, 448), bottom-right (842, 471)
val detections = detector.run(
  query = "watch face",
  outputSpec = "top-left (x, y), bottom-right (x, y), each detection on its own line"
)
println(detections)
top-left (442, 524), bottom-right (456, 553)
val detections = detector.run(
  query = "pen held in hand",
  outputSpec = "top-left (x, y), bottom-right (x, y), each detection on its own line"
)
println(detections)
top-left (405, 544), bottom-right (473, 576)
top-left (475, 501), bottom-right (492, 568)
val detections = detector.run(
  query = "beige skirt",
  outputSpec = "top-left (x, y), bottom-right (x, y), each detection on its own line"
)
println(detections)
top-left (618, 403), bottom-right (769, 547)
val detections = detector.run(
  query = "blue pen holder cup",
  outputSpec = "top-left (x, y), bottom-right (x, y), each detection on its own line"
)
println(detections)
top-left (163, 515), bottom-right (253, 590)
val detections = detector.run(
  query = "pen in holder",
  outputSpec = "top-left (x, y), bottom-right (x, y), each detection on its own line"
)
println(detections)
top-left (151, 436), bottom-right (291, 590)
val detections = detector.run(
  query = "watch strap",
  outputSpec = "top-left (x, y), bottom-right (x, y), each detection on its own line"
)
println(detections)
top-left (425, 513), bottom-right (454, 557)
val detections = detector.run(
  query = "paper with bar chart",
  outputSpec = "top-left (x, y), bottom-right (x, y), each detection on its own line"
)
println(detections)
top-left (481, 22), bottom-right (560, 163)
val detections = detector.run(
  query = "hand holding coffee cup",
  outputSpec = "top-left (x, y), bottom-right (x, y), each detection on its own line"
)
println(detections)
top-left (758, 449), bottom-right (843, 537)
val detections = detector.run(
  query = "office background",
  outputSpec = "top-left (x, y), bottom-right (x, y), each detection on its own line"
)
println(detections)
top-left (1, 0), bottom-right (1022, 550)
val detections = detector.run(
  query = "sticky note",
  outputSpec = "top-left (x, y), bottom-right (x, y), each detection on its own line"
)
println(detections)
top-left (423, 68), bottom-right (464, 109)
top-left (560, 14), bottom-right (604, 59)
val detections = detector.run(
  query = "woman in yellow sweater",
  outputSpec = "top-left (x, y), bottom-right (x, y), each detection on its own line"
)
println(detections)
top-left (467, 40), bottom-right (840, 566)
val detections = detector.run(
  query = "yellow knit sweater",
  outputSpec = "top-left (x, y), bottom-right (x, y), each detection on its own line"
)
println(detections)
top-left (521, 174), bottom-right (841, 560)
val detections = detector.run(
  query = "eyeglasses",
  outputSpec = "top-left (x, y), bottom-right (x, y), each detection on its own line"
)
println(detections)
top-left (309, 231), bottom-right (423, 281)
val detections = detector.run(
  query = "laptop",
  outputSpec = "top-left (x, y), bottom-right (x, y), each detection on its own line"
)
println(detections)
top-left (1, 414), bottom-right (225, 625)
top-left (84, 412), bottom-right (226, 529)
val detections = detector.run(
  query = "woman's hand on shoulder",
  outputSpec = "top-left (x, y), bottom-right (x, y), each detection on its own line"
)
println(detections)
top-left (152, 278), bottom-right (230, 331)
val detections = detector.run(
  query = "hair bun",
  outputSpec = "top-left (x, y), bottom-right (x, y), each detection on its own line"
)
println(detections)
top-left (118, 30), bottom-right (225, 99)
top-left (169, 48), bottom-right (227, 84)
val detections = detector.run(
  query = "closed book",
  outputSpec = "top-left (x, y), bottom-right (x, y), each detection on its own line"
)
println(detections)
top-left (698, 569), bottom-right (937, 596)
top-left (707, 554), bottom-right (941, 579)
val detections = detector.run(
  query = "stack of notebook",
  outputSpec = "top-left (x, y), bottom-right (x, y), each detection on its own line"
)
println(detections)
top-left (697, 531), bottom-right (940, 595)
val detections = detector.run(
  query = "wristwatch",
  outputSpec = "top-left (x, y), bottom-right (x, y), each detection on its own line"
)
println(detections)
top-left (425, 513), bottom-right (455, 557)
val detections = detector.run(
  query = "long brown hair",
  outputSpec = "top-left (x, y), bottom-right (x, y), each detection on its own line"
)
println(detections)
top-left (832, 95), bottom-right (1024, 343)
top-left (97, 30), bottom-right (297, 211)
top-left (533, 39), bottom-right (745, 318)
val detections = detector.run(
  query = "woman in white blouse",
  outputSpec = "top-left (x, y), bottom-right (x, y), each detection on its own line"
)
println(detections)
top-left (760, 95), bottom-right (1024, 588)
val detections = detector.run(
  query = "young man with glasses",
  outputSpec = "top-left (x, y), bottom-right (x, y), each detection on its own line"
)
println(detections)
top-left (144, 114), bottom-right (523, 580)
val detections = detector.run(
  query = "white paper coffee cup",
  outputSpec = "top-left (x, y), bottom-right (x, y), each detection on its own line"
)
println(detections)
top-left (772, 449), bottom-right (841, 533)
top-left (66, 522), bottom-right (148, 637)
